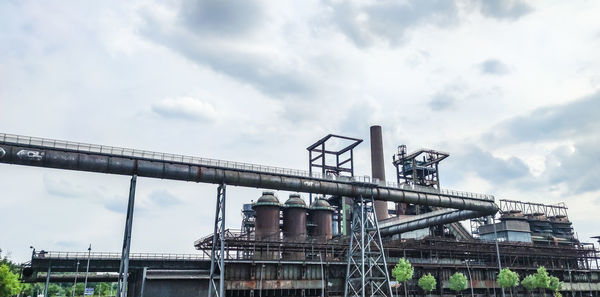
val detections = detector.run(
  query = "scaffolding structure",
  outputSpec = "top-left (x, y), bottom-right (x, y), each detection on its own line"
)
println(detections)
top-left (194, 230), bottom-right (600, 297)
top-left (392, 145), bottom-right (449, 190)
top-left (344, 195), bottom-right (393, 297)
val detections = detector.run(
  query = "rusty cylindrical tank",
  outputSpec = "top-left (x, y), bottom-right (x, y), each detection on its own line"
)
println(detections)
top-left (252, 191), bottom-right (281, 241)
top-left (283, 194), bottom-right (308, 260)
top-left (282, 194), bottom-right (308, 241)
top-left (310, 198), bottom-right (334, 241)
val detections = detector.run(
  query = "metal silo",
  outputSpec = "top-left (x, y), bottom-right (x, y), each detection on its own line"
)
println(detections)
top-left (283, 194), bottom-right (308, 241)
top-left (252, 191), bottom-right (281, 241)
top-left (310, 197), bottom-right (334, 241)
top-left (283, 194), bottom-right (308, 260)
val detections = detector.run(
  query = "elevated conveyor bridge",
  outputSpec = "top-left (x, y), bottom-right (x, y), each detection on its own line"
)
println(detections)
top-left (0, 133), bottom-right (497, 214)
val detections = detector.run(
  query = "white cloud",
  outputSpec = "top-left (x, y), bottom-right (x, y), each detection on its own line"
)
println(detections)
top-left (1, 0), bottom-right (600, 262)
top-left (151, 97), bottom-right (217, 121)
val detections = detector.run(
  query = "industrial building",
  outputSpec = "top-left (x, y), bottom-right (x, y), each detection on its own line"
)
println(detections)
top-left (1, 127), bottom-right (599, 297)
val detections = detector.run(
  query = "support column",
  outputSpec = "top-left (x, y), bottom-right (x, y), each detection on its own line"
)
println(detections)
top-left (208, 183), bottom-right (227, 297)
top-left (44, 265), bottom-right (51, 297)
top-left (118, 175), bottom-right (137, 297)
top-left (139, 267), bottom-right (147, 297)
top-left (344, 194), bottom-right (393, 297)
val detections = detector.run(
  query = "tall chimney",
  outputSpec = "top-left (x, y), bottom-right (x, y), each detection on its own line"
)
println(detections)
top-left (370, 125), bottom-right (389, 220)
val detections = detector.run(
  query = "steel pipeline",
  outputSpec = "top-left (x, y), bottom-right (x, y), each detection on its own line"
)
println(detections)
top-left (379, 209), bottom-right (488, 235)
top-left (0, 142), bottom-right (498, 214)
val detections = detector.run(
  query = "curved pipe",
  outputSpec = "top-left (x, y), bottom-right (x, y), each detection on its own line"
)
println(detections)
top-left (379, 209), bottom-right (488, 236)
top-left (0, 143), bottom-right (498, 213)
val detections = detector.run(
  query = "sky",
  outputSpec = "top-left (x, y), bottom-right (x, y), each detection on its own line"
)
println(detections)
top-left (1, 0), bottom-right (599, 262)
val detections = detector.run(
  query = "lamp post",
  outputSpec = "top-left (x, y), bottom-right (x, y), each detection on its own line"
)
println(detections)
top-left (491, 216), bottom-right (506, 297)
top-left (465, 259), bottom-right (475, 297)
top-left (83, 244), bottom-right (91, 297)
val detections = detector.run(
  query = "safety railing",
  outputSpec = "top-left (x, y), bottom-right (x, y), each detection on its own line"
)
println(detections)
top-left (32, 251), bottom-right (208, 261)
top-left (1, 133), bottom-right (494, 201)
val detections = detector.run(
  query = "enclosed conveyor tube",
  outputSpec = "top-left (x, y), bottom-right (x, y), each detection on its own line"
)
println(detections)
top-left (379, 209), bottom-right (489, 236)
top-left (0, 135), bottom-right (498, 214)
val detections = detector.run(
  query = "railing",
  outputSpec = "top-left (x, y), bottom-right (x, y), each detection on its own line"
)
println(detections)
top-left (32, 251), bottom-right (208, 261)
top-left (1, 133), bottom-right (494, 201)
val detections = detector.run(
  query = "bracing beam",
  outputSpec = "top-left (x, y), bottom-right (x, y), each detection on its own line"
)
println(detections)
top-left (117, 175), bottom-right (137, 297)
top-left (208, 184), bottom-right (226, 297)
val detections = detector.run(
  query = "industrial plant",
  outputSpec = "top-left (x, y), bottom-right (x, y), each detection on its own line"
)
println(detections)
top-left (0, 126), bottom-right (598, 297)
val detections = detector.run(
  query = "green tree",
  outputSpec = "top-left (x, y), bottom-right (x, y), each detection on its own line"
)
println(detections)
top-left (418, 273), bottom-right (436, 296)
top-left (522, 275), bottom-right (536, 297)
top-left (449, 272), bottom-right (468, 295)
top-left (534, 266), bottom-right (551, 297)
top-left (0, 263), bottom-right (23, 297)
top-left (497, 268), bottom-right (520, 297)
top-left (22, 283), bottom-right (44, 297)
top-left (47, 283), bottom-right (63, 297)
top-left (548, 276), bottom-right (563, 294)
top-left (72, 283), bottom-right (85, 296)
top-left (0, 258), bottom-right (20, 274)
top-left (392, 258), bottom-right (414, 297)
top-left (96, 283), bottom-right (111, 296)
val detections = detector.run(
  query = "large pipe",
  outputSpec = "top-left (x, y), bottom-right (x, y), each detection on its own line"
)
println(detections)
top-left (0, 139), bottom-right (497, 214)
top-left (370, 125), bottom-right (389, 220)
top-left (379, 209), bottom-right (488, 235)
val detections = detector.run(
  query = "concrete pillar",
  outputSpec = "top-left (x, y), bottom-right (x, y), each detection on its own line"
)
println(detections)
top-left (370, 125), bottom-right (389, 220)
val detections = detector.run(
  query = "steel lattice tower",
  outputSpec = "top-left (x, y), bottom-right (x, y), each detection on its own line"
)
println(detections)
top-left (344, 195), bottom-right (393, 297)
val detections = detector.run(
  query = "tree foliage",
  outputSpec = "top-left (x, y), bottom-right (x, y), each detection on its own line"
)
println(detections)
top-left (22, 283), bottom-right (44, 297)
top-left (418, 273), bottom-right (436, 292)
top-left (449, 272), bottom-right (468, 292)
top-left (392, 258), bottom-right (414, 283)
top-left (0, 264), bottom-right (23, 297)
top-left (522, 275), bottom-right (536, 291)
top-left (497, 268), bottom-right (520, 288)
top-left (47, 283), bottom-right (63, 297)
top-left (71, 283), bottom-right (86, 296)
top-left (534, 266), bottom-right (551, 289)
top-left (548, 276), bottom-right (563, 292)
top-left (96, 282), bottom-right (111, 296)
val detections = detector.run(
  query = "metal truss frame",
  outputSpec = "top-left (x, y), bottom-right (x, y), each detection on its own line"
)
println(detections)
top-left (344, 195), bottom-right (393, 297)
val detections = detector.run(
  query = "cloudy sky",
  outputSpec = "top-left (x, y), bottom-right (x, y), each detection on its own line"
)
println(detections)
top-left (1, 0), bottom-right (599, 262)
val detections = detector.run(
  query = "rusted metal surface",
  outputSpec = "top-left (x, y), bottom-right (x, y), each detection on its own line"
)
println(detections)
top-left (282, 195), bottom-right (308, 260)
top-left (253, 192), bottom-right (281, 241)
top-left (310, 199), bottom-right (333, 241)
top-left (282, 194), bottom-right (308, 242)
top-left (282, 207), bottom-right (307, 240)
top-left (226, 280), bottom-right (324, 290)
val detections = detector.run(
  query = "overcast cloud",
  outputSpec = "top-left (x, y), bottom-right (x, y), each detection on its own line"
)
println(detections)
top-left (1, 0), bottom-right (600, 262)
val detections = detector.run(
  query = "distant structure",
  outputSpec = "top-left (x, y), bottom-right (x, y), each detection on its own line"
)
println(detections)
top-left (2, 128), bottom-right (599, 297)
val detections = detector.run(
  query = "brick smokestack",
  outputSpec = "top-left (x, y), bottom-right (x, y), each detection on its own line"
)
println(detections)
top-left (370, 125), bottom-right (389, 220)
